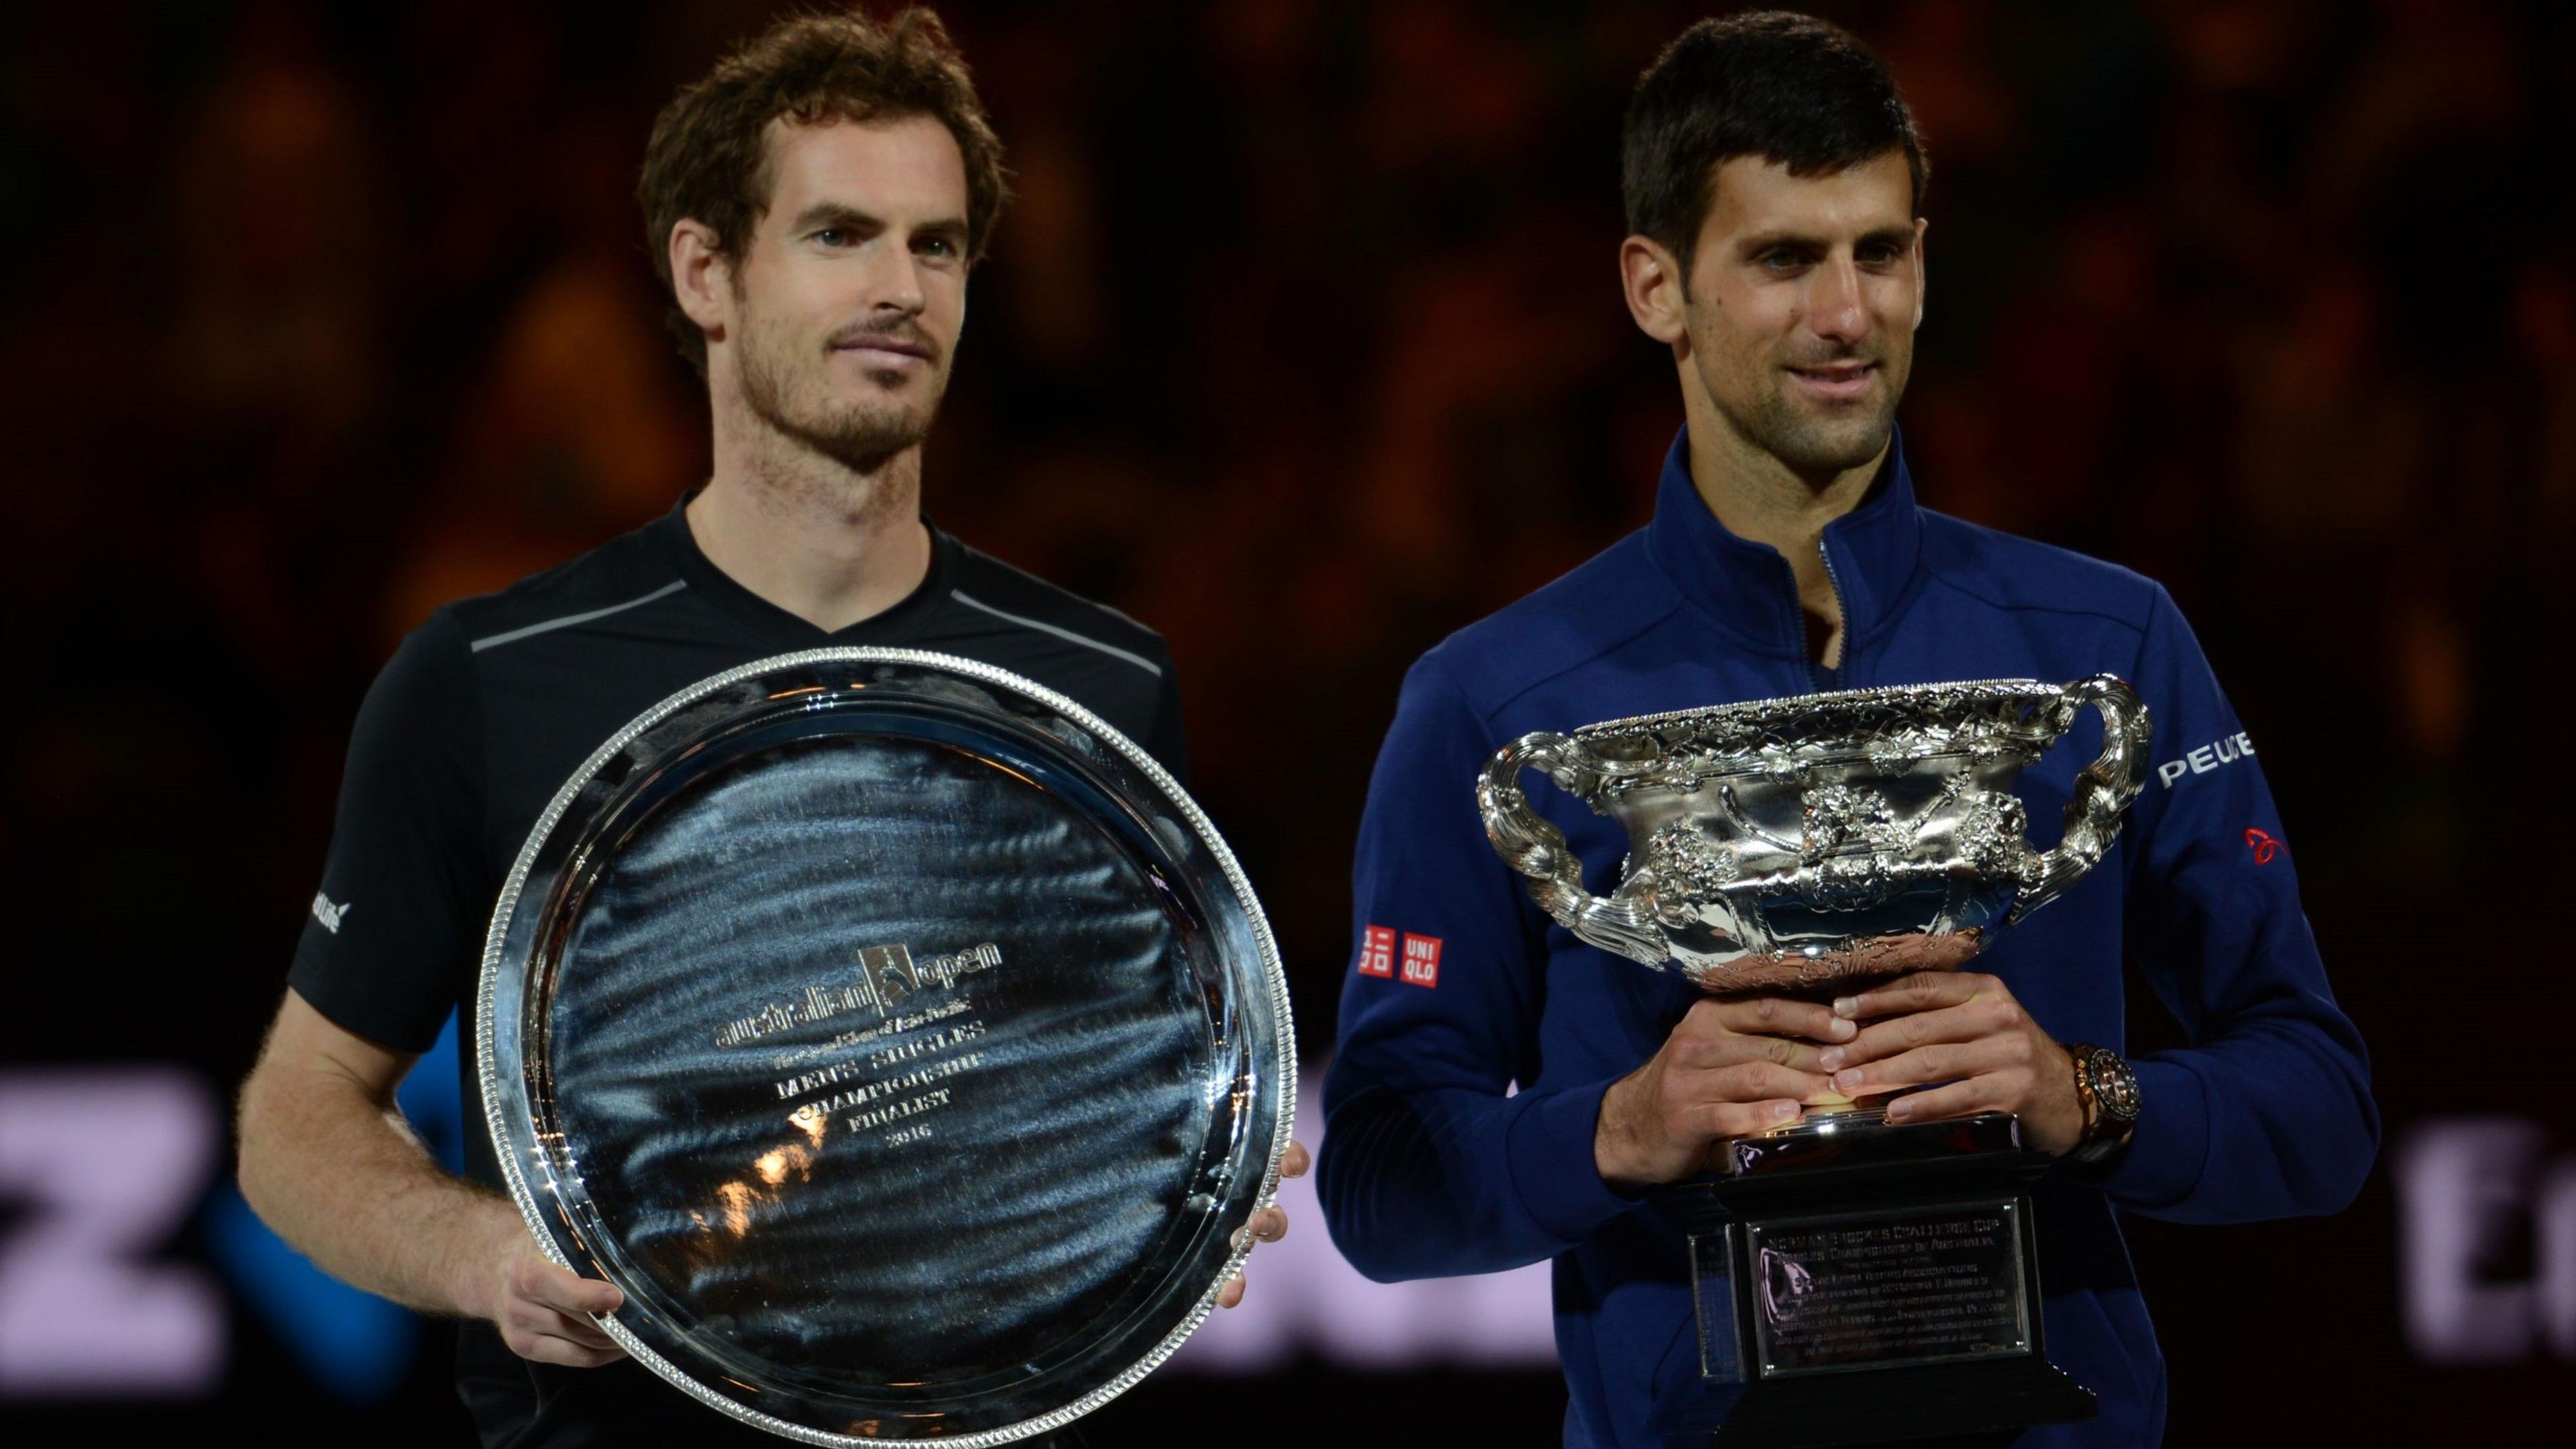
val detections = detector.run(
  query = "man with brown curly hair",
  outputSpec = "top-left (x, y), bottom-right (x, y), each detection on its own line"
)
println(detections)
top-left (236, 9), bottom-right (1299, 1443)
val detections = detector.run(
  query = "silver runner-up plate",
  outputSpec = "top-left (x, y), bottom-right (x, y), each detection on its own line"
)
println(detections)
top-left (477, 648), bottom-right (1294, 1446)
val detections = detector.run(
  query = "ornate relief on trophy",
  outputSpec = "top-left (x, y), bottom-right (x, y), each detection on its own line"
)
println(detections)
top-left (1480, 676), bottom-right (2151, 994)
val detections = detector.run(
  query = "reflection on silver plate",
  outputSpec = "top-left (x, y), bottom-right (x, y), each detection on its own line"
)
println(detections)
top-left (476, 649), bottom-right (1293, 1446)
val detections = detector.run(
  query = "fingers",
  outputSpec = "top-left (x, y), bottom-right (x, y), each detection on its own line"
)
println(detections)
top-left (518, 1257), bottom-right (624, 1319)
top-left (1833, 971), bottom-right (1994, 1022)
top-left (1694, 1097), bottom-right (1807, 1138)
top-left (1880, 1080), bottom-right (1995, 1125)
top-left (1672, 1028), bottom-right (1836, 1074)
top-left (1279, 1140), bottom-right (1311, 1179)
top-left (1829, 1032), bottom-right (2036, 1099)
top-left (1817, 998), bottom-right (2010, 1073)
top-left (1690, 995), bottom-right (1857, 1045)
top-left (500, 1254), bottom-right (625, 1371)
top-left (504, 1289), bottom-right (619, 1347)
top-left (1658, 1061), bottom-right (1833, 1146)
top-left (1685, 1060), bottom-right (1833, 1107)
top-left (511, 1328), bottom-right (629, 1368)
top-left (502, 1293), bottom-right (623, 1358)
top-left (1218, 1273), bottom-right (1246, 1310)
top-left (1231, 1206), bottom-right (1290, 1254)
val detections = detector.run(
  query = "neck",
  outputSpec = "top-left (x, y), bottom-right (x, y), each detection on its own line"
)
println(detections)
top-left (1680, 389), bottom-right (1888, 669)
top-left (688, 372), bottom-right (933, 633)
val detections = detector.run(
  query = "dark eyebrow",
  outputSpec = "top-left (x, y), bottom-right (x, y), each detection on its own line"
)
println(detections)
top-left (789, 202), bottom-right (881, 233)
top-left (1736, 225), bottom-right (1916, 257)
top-left (788, 202), bottom-right (970, 241)
top-left (1735, 230), bottom-right (1823, 256)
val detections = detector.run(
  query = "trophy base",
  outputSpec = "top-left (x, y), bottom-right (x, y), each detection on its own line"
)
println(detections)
top-left (1656, 1110), bottom-right (2098, 1449)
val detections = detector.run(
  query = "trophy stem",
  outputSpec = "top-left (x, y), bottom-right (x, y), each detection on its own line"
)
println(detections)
top-left (1766, 1099), bottom-right (1881, 1139)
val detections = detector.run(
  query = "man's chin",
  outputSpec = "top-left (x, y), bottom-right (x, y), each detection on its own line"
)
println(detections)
top-left (780, 411), bottom-right (932, 472)
top-left (1763, 411), bottom-right (1896, 477)
top-left (755, 386), bottom-right (941, 470)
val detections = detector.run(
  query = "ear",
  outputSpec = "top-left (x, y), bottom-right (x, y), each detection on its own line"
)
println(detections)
top-left (1621, 235), bottom-right (1690, 345)
top-left (669, 219), bottom-right (733, 352)
top-left (1911, 217), bottom-right (1929, 331)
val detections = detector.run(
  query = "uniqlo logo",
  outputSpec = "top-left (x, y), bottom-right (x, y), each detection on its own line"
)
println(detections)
top-left (1399, 932), bottom-right (1442, 988)
top-left (1357, 925), bottom-right (1396, 979)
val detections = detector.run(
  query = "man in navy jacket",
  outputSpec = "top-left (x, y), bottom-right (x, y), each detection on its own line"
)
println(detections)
top-left (1318, 13), bottom-right (2375, 1446)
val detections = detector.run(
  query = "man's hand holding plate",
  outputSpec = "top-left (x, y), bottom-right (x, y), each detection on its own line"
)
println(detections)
top-left (1218, 1138), bottom-right (1309, 1309)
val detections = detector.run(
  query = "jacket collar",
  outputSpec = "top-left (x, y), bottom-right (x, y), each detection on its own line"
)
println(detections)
top-left (1642, 426), bottom-right (1927, 661)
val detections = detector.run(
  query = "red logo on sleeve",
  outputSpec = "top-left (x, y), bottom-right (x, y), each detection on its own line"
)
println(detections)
top-left (2245, 828), bottom-right (2281, 865)
top-left (1399, 933), bottom-right (1443, 988)
top-left (1357, 925), bottom-right (1396, 978)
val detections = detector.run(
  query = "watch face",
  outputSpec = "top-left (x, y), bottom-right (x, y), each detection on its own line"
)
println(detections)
top-left (2089, 1050), bottom-right (2141, 1122)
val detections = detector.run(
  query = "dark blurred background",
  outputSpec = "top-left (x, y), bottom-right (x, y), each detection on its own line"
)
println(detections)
top-left (5, 0), bottom-right (2573, 1443)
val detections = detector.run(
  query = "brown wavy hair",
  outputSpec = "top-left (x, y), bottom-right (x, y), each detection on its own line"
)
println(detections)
top-left (638, 5), bottom-right (1012, 376)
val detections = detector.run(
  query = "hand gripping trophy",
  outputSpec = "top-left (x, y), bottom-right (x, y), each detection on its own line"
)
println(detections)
top-left (1480, 676), bottom-right (2149, 1445)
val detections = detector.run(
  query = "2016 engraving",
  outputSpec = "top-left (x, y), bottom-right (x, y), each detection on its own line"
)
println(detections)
top-left (1748, 1205), bottom-right (2026, 1377)
top-left (714, 941), bottom-right (1001, 1049)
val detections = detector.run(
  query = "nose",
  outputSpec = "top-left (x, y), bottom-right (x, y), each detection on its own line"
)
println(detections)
top-left (866, 240), bottom-right (927, 320)
top-left (1808, 254), bottom-right (1868, 346)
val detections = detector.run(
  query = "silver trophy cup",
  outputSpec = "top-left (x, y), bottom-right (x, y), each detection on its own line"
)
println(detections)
top-left (1478, 676), bottom-right (2151, 996)
top-left (1477, 676), bottom-right (2153, 1444)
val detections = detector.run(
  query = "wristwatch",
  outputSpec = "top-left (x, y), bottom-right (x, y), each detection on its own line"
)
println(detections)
top-left (2061, 1042), bottom-right (2140, 1166)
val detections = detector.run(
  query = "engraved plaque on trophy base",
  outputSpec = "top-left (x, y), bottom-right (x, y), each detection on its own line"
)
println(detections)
top-left (1658, 1112), bottom-right (2097, 1448)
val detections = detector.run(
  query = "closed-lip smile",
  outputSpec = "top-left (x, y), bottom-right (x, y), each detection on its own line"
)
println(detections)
top-left (833, 334), bottom-right (934, 363)
top-left (1786, 360), bottom-right (1878, 400)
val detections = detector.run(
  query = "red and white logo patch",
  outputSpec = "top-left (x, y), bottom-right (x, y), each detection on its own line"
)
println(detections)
top-left (1399, 932), bottom-right (1442, 989)
top-left (1357, 924), bottom-right (1396, 979)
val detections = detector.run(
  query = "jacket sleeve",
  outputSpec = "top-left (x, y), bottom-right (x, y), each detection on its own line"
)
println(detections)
top-left (2100, 585), bottom-right (2379, 1222)
top-left (1318, 657), bottom-right (1641, 1282)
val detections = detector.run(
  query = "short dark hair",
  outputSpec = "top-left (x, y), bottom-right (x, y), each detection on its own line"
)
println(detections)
top-left (638, 5), bottom-right (1012, 375)
top-left (1621, 11), bottom-right (1926, 264)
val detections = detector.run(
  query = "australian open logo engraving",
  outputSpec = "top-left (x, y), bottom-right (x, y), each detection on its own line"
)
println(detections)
top-left (713, 941), bottom-right (1002, 1049)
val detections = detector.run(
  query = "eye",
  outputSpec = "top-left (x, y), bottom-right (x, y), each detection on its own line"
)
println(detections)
top-left (915, 235), bottom-right (961, 260)
top-left (813, 228), bottom-right (852, 248)
top-left (1759, 248), bottom-right (1813, 272)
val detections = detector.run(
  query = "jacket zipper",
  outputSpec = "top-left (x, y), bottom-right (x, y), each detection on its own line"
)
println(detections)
top-left (1813, 539), bottom-right (1852, 688)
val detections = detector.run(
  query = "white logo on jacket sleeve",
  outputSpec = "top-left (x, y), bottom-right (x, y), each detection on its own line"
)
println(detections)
top-left (2157, 731), bottom-right (2256, 789)
top-left (309, 892), bottom-right (352, 934)
top-left (1356, 925), bottom-right (1396, 979)
top-left (1399, 933), bottom-right (1442, 989)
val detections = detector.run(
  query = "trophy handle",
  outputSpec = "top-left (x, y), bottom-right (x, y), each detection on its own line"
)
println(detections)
top-left (2007, 674), bottom-right (2152, 925)
top-left (1477, 732), bottom-right (1674, 967)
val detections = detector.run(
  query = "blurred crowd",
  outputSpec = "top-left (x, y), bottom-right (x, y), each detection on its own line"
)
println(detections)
top-left (7, 0), bottom-right (2575, 1273)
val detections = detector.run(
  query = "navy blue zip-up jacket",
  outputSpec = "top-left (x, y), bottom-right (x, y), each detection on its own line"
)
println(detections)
top-left (1320, 431), bottom-right (2376, 1447)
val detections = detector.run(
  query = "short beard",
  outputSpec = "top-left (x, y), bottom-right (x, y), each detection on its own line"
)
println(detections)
top-left (738, 324), bottom-right (941, 477)
top-left (1726, 385), bottom-right (1898, 478)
